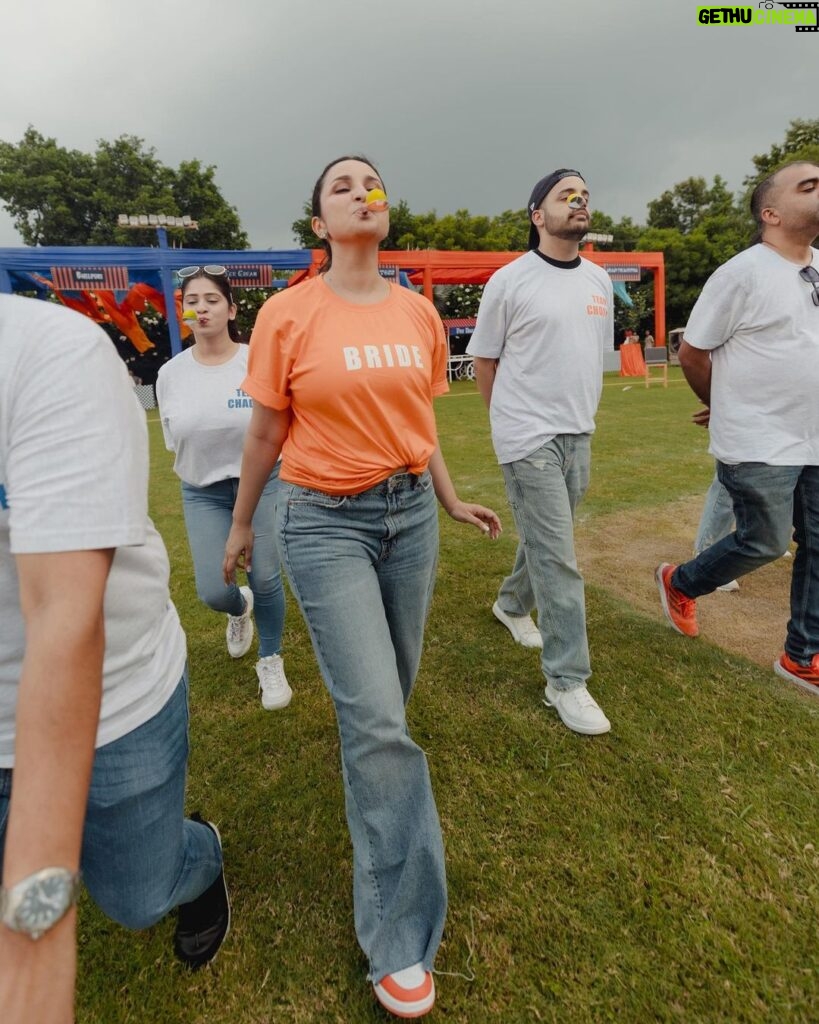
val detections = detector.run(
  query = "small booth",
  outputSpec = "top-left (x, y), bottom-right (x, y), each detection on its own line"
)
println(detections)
top-left (441, 317), bottom-right (477, 380)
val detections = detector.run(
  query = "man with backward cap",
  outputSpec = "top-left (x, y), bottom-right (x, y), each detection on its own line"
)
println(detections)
top-left (467, 169), bottom-right (614, 734)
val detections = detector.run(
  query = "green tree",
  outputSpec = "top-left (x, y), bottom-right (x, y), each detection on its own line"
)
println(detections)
top-left (0, 127), bottom-right (248, 249)
top-left (434, 284), bottom-right (484, 319)
top-left (745, 118), bottom-right (819, 186)
top-left (646, 175), bottom-right (737, 234)
top-left (637, 226), bottom-right (720, 328)
top-left (292, 197), bottom-right (530, 252)
top-left (615, 283), bottom-right (651, 336)
top-left (292, 197), bottom-right (419, 251)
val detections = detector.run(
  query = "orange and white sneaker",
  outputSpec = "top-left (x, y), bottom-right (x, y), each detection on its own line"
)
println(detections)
top-left (655, 563), bottom-right (699, 637)
top-left (373, 962), bottom-right (435, 1018)
top-left (774, 652), bottom-right (819, 696)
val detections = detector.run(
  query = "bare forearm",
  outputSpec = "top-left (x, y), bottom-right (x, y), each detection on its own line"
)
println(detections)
top-left (473, 357), bottom-right (497, 409)
top-left (3, 551), bottom-right (111, 887)
top-left (232, 432), bottom-right (282, 526)
top-left (232, 406), bottom-right (290, 527)
top-left (428, 446), bottom-right (457, 513)
top-left (427, 446), bottom-right (502, 538)
top-left (678, 340), bottom-right (712, 407)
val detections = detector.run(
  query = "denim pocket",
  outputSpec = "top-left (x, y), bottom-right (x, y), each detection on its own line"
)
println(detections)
top-left (288, 485), bottom-right (349, 509)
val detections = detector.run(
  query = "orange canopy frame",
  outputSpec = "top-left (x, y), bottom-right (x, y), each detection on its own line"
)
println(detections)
top-left (298, 246), bottom-right (667, 345)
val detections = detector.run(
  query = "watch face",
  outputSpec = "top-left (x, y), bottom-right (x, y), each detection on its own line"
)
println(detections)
top-left (14, 874), bottom-right (74, 938)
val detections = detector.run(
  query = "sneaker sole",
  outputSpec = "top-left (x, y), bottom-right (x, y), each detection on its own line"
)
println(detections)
top-left (655, 564), bottom-right (697, 637)
top-left (200, 823), bottom-right (232, 966)
top-left (259, 687), bottom-right (293, 711)
top-left (185, 819), bottom-right (231, 970)
top-left (206, 821), bottom-right (232, 964)
top-left (773, 658), bottom-right (819, 697)
top-left (373, 979), bottom-right (435, 1018)
top-left (492, 602), bottom-right (543, 649)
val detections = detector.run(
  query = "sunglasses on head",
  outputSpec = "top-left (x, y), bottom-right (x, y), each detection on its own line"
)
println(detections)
top-left (799, 265), bottom-right (819, 307)
top-left (177, 265), bottom-right (229, 279)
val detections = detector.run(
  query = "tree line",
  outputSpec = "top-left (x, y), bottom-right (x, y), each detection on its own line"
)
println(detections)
top-left (1, 119), bottom-right (817, 332)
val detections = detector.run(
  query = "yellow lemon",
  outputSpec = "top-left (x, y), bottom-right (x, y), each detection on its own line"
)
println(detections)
top-left (365, 188), bottom-right (388, 211)
top-left (182, 309), bottom-right (198, 321)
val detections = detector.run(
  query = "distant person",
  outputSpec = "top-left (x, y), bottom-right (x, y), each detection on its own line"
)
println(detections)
top-left (156, 267), bottom-right (290, 711)
top-left (468, 168), bottom-right (613, 736)
top-left (0, 296), bottom-right (229, 1024)
top-left (656, 161), bottom-right (819, 695)
top-left (643, 330), bottom-right (655, 349)
top-left (223, 155), bottom-right (501, 1018)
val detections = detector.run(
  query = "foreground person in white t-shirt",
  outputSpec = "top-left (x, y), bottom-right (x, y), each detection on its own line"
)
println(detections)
top-left (468, 169), bottom-right (614, 735)
top-left (0, 297), bottom-right (229, 1024)
top-left (656, 161), bottom-right (819, 696)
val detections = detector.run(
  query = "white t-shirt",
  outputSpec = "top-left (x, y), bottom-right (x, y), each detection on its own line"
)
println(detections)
top-left (685, 244), bottom-right (819, 465)
top-left (0, 295), bottom-right (186, 768)
top-left (467, 250), bottom-right (614, 463)
top-left (156, 345), bottom-right (252, 487)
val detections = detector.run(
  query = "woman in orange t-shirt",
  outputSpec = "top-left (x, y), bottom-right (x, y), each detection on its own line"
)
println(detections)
top-left (224, 156), bottom-right (500, 1018)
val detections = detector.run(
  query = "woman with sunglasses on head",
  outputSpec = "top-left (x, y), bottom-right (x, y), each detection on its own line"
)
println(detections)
top-left (223, 156), bottom-right (500, 1018)
top-left (156, 266), bottom-right (291, 711)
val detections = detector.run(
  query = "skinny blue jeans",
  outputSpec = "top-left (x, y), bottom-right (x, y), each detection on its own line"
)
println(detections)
top-left (181, 468), bottom-right (285, 657)
top-left (499, 434), bottom-right (592, 691)
top-left (674, 462), bottom-right (819, 664)
top-left (276, 471), bottom-right (446, 984)
top-left (0, 671), bottom-right (222, 930)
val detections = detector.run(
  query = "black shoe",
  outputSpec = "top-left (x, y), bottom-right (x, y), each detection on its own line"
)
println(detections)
top-left (174, 814), bottom-right (230, 970)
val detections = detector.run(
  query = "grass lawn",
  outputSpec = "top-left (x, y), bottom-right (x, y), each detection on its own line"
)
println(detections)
top-left (76, 370), bottom-right (819, 1023)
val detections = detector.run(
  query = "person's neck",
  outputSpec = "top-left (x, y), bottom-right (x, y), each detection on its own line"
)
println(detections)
top-left (192, 333), bottom-right (237, 365)
top-left (324, 244), bottom-right (390, 303)
top-left (761, 231), bottom-right (815, 266)
top-left (537, 236), bottom-right (581, 263)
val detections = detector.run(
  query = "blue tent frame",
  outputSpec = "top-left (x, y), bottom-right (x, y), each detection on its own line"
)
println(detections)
top-left (0, 245), bottom-right (315, 355)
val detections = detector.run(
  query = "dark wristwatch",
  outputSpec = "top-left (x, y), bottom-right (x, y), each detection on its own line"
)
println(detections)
top-left (1, 867), bottom-right (82, 940)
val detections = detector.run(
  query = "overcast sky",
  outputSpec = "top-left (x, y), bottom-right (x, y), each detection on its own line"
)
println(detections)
top-left (0, 0), bottom-right (815, 250)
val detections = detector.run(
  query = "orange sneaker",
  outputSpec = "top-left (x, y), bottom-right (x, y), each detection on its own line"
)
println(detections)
top-left (655, 563), bottom-right (699, 637)
top-left (774, 653), bottom-right (819, 696)
top-left (373, 963), bottom-right (435, 1018)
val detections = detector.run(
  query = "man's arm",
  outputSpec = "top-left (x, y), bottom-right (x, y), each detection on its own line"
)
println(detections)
top-left (0, 548), bottom-right (113, 1024)
top-left (473, 357), bottom-right (498, 410)
top-left (678, 340), bottom-right (712, 407)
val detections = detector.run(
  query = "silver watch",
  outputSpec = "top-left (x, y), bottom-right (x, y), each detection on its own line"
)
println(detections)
top-left (1, 867), bottom-right (82, 940)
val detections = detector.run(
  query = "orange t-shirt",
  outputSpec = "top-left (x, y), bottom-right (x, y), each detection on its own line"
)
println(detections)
top-left (244, 277), bottom-right (449, 494)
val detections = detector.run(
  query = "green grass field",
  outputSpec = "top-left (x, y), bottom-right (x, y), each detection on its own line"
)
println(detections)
top-left (76, 370), bottom-right (819, 1023)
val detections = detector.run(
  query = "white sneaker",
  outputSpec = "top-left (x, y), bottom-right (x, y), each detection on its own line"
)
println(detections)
top-left (492, 601), bottom-right (543, 648)
top-left (373, 962), bottom-right (435, 1018)
top-left (226, 586), bottom-right (254, 658)
top-left (255, 654), bottom-right (292, 710)
top-left (544, 683), bottom-right (611, 735)
top-left (717, 579), bottom-right (740, 592)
